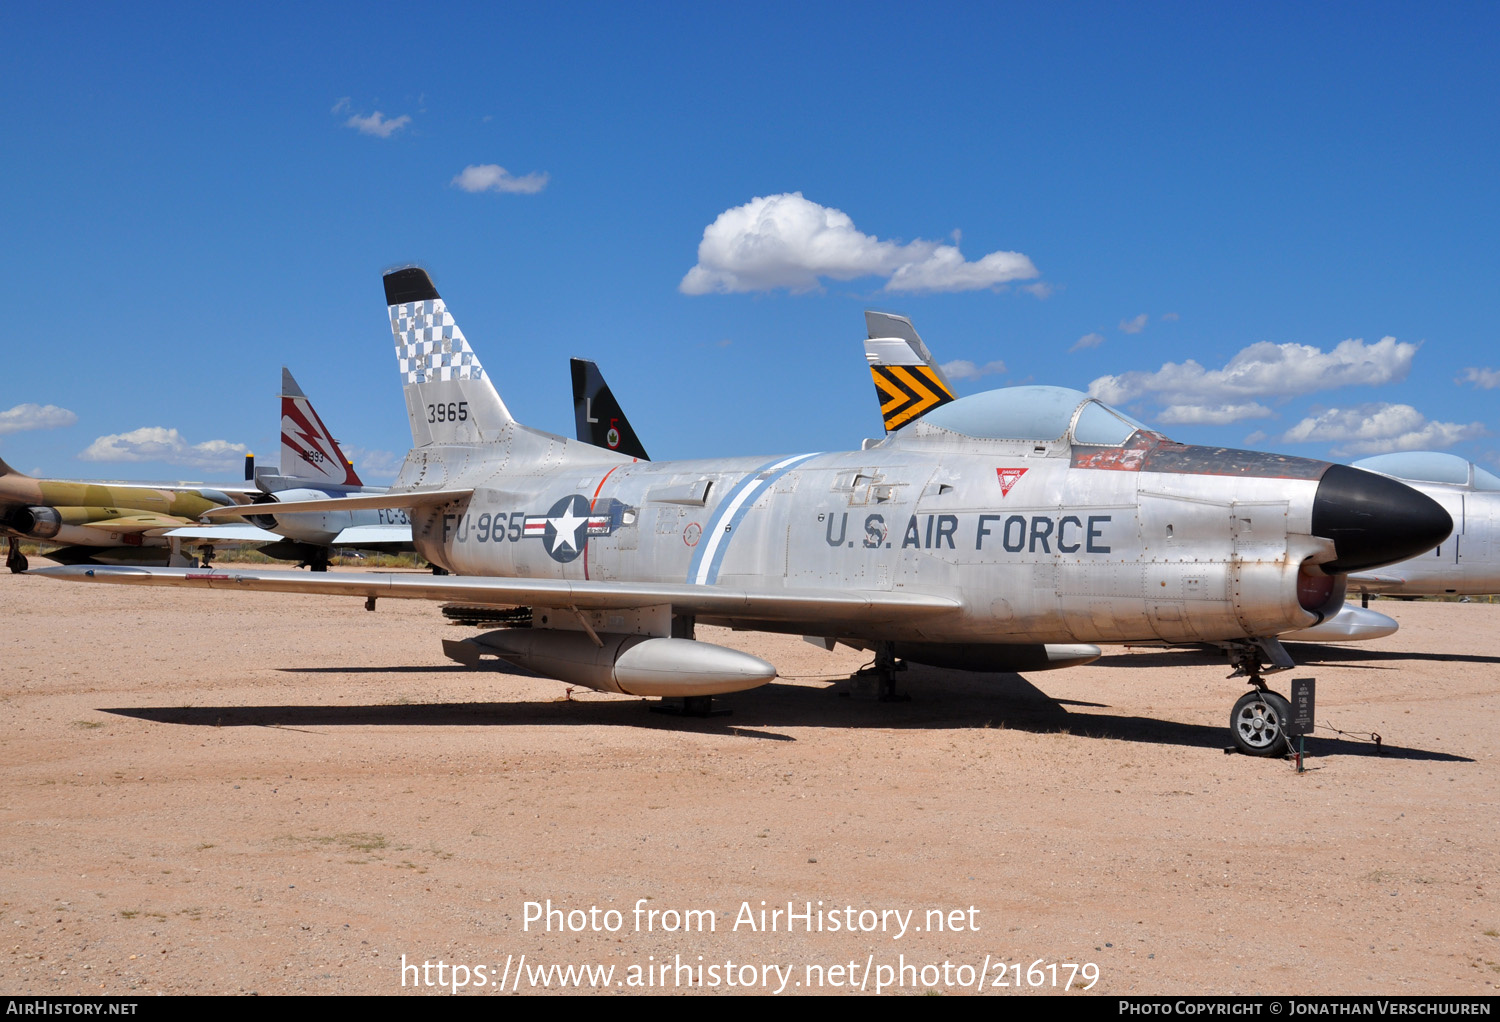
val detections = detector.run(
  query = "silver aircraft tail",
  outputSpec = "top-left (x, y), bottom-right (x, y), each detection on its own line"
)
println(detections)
top-left (383, 267), bottom-right (512, 448)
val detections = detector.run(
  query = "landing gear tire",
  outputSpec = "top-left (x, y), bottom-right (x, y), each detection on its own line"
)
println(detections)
top-left (1231, 690), bottom-right (1292, 757)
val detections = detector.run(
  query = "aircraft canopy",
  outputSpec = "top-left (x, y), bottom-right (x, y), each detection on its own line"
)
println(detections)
top-left (913, 385), bottom-right (1162, 445)
top-left (1352, 451), bottom-right (1500, 491)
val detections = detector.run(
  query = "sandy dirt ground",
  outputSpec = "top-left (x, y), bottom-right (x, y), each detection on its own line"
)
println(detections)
top-left (2, 560), bottom-right (1498, 997)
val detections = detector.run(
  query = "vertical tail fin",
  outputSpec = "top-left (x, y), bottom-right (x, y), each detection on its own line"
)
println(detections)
top-left (570, 358), bottom-right (650, 460)
top-left (384, 267), bottom-right (511, 448)
top-left (279, 367), bottom-right (363, 487)
top-left (864, 310), bottom-right (956, 432)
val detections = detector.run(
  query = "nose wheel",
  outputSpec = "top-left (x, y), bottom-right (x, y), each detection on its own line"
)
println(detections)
top-left (1231, 689), bottom-right (1292, 757)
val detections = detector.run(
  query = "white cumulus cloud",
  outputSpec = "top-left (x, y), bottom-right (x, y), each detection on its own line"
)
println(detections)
top-left (78, 427), bottom-right (248, 469)
top-left (1156, 403), bottom-right (1275, 426)
top-left (679, 192), bottom-right (1040, 295)
top-left (342, 446), bottom-right (404, 482)
top-left (941, 359), bottom-right (1007, 382)
top-left (451, 164), bottom-right (549, 195)
top-left (1088, 336), bottom-right (1417, 422)
top-left (1280, 404), bottom-right (1485, 456)
top-left (1069, 332), bottom-right (1105, 353)
top-left (345, 110), bottom-right (410, 138)
top-left (1458, 367), bottom-right (1500, 389)
top-left (0, 403), bottom-right (77, 436)
top-left (1119, 314), bottom-right (1148, 334)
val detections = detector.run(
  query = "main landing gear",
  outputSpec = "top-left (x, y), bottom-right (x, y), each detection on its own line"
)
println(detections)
top-left (848, 642), bottom-right (910, 702)
top-left (1223, 638), bottom-right (1294, 757)
top-left (6, 537), bottom-right (27, 574)
top-left (298, 547), bottom-right (330, 572)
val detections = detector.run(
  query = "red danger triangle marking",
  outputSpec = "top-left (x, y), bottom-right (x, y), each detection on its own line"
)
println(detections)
top-left (996, 468), bottom-right (1028, 496)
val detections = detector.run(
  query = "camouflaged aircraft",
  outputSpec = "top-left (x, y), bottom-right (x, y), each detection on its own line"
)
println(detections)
top-left (0, 457), bottom-right (262, 573)
top-left (40, 267), bottom-right (1452, 756)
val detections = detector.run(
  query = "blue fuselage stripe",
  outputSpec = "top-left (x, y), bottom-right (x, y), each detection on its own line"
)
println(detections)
top-left (687, 453), bottom-right (821, 585)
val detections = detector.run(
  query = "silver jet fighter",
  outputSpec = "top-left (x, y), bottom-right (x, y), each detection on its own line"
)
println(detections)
top-left (859, 311), bottom-right (1403, 647)
top-left (1345, 452), bottom-right (1500, 598)
top-left (42, 268), bottom-right (1452, 756)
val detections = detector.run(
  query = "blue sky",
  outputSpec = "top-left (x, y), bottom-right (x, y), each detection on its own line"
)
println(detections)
top-left (2, 3), bottom-right (1497, 483)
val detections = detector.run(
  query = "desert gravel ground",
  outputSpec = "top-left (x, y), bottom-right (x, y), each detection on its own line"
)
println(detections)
top-left (2, 560), bottom-right (1498, 997)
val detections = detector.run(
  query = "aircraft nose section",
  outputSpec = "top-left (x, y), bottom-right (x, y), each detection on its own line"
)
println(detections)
top-left (1312, 464), bottom-right (1452, 573)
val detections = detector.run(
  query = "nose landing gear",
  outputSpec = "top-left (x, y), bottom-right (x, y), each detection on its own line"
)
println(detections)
top-left (1231, 689), bottom-right (1292, 757)
top-left (1223, 637), bottom-right (1295, 757)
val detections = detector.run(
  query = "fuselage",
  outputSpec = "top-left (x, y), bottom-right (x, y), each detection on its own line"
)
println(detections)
top-left (1362, 482), bottom-right (1500, 595)
top-left (0, 461), bottom-right (230, 549)
top-left (403, 424), bottom-right (1358, 648)
top-left (1347, 453), bottom-right (1500, 596)
top-left (249, 485), bottom-right (412, 547)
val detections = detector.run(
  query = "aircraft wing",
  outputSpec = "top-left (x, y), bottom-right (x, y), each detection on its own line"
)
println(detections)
top-left (73, 513), bottom-right (209, 534)
top-left (35, 565), bottom-right (960, 626)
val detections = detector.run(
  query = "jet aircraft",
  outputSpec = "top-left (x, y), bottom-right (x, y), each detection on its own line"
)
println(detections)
top-left (1, 457), bottom-right (262, 573)
top-left (1345, 452), bottom-right (1500, 598)
top-left (225, 368), bottom-right (413, 570)
top-left (41, 268), bottom-right (1452, 756)
top-left (857, 312), bottom-right (1404, 645)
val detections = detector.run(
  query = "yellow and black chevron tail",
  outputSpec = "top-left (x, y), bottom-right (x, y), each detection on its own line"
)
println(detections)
top-left (871, 365), bottom-right (956, 432)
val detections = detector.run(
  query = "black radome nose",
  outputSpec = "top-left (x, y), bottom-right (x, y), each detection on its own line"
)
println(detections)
top-left (1312, 464), bottom-right (1452, 573)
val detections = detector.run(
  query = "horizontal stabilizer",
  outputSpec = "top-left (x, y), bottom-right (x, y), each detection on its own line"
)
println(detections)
top-left (202, 488), bottom-right (474, 518)
top-left (330, 524), bottom-right (413, 546)
top-left (158, 524), bottom-right (282, 541)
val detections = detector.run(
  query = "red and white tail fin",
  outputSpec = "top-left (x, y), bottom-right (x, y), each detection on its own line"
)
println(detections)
top-left (280, 367), bottom-right (363, 488)
top-left (383, 267), bottom-right (511, 449)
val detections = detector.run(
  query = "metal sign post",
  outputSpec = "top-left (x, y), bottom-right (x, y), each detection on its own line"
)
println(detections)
top-left (1289, 677), bottom-right (1316, 772)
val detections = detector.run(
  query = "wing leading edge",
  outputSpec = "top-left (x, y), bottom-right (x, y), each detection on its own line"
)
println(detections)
top-left (35, 564), bottom-right (961, 627)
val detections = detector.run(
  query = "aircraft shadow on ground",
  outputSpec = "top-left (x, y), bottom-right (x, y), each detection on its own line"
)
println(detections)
top-left (100, 662), bottom-right (1470, 761)
top-left (1097, 643), bottom-right (1500, 670)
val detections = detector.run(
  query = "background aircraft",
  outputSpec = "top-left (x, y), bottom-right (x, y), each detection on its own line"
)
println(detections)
top-left (0, 456), bottom-right (266, 573)
top-left (1346, 452), bottom-right (1500, 599)
top-left (225, 367), bottom-right (414, 571)
top-left (862, 311), bottom-right (958, 434)
top-left (571, 358), bottom-right (649, 461)
top-left (43, 268), bottom-right (1451, 757)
